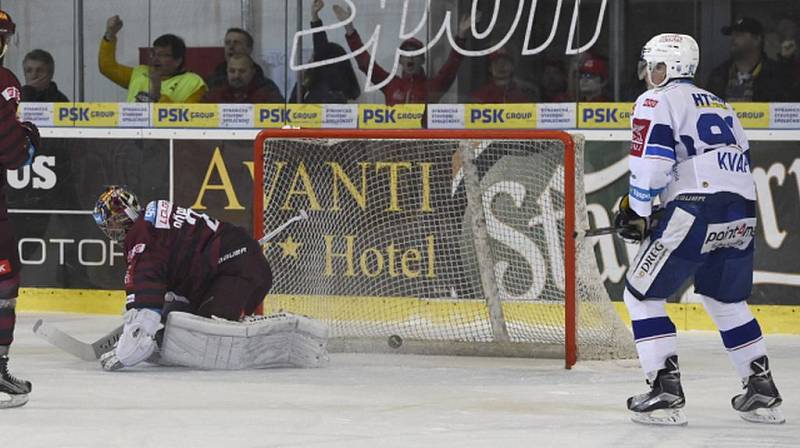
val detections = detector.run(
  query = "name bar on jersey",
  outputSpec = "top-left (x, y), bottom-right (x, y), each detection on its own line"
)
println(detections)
top-left (17, 102), bottom-right (799, 130)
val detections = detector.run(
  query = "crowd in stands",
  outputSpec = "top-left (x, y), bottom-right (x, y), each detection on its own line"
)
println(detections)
top-left (11, 1), bottom-right (800, 106)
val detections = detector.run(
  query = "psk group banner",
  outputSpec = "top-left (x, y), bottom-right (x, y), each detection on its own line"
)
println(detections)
top-left (17, 102), bottom-right (800, 129)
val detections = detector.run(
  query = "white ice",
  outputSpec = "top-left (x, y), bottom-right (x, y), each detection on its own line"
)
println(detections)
top-left (2, 313), bottom-right (797, 448)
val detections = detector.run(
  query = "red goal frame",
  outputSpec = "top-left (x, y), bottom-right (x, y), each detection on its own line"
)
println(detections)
top-left (253, 129), bottom-right (578, 368)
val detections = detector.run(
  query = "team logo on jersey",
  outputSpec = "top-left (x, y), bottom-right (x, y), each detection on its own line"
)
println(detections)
top-left (643, 98), bottom-right (658, 108)
top-left (0, 259), bottom-right (11, 274)
top-left (701, 218), bottom-right (756, 254)
top-left (1, 86), bottom-right (20, 104)
top-left (630, 118), bottom-right (651, 157)
top-left (127, 243), bottom-right (146, 261)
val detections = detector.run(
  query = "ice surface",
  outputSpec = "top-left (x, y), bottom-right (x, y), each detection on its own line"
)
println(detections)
top-left (2, 313), bottom-right (797, 448)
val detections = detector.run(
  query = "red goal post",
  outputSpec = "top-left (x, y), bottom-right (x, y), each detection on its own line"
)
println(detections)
top-left (253, 129), bottom-right (631, 368)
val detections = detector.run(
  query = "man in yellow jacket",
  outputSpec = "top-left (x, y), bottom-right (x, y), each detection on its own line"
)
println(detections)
top-left (99, 15), bottom-right (206, 103)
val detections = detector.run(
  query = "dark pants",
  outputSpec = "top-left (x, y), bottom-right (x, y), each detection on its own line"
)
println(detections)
top-left (195, 227), bottom-right (272, 321)
top-left (0, 219), bottom-right (21, 346)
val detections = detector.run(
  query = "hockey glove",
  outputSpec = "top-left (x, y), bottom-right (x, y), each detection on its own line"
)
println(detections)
top-left (20, 121), bottom-right (40, 166)
top-left (100, 308), bottom-right (162, 371)
top-left (613, 194), bottom-right (650, 242)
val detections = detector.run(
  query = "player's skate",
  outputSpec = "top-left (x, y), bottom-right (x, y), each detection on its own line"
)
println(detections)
top-left (627, 355), bottom-right (687, 426)
top-left (732, 356), bottom-right (785, 424)
top-left (0, 355), bottom-right (31, 409)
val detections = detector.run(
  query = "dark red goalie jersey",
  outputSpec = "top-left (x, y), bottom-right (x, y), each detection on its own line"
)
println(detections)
top-left (122, 200), bottom-right (230, 310)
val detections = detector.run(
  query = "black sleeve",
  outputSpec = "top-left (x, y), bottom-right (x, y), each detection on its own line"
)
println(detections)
top-left (311, 19), bottom-right (329, 51)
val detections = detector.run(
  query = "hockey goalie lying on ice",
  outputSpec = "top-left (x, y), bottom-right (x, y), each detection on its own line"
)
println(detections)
top-left (91, 185), bottom-right (329, 371)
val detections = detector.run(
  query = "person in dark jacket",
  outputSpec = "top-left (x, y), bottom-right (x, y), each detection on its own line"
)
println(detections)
top-left (21, 49), bottom-right (68, 102)
top-left (469, 47), bottom-right (538, 104)
top-left (203, 54), bottom-right (284, 103)
top-left (207, 28), bottom-right (270, 91)
top-left (290, 0), bottom-right (360, 104)
top-left (706, 17), bottom-right (793, 102)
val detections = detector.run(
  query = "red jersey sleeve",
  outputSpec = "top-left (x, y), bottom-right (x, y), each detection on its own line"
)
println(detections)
top-left (0, 68), bottom-right (30, 170)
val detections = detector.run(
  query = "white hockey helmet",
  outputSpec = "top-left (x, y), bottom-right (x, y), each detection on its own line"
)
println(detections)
top-left (640, 33), bottom-right (699, 87)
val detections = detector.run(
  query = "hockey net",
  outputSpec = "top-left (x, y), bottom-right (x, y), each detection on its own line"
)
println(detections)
top-left (253, 129), bottom-right (634, 367)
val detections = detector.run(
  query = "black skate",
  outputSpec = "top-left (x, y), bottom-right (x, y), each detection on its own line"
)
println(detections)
top-left (627, 355), bottom-right (687, 426)
top-left (732, 356), bottom-right (785, 424)
top-left (0, 355), bottom-right (31, 409)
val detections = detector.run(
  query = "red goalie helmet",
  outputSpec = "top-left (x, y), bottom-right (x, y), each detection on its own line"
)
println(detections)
top-left (93, 186), bottom-right (141, 244)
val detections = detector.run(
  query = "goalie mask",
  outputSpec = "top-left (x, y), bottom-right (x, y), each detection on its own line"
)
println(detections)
top-left (0, 10), bottom-right (15, 60)
top-left (93, 186), bottom-right (141, 244)
top-left (641, 33), bottom-right (699, 88)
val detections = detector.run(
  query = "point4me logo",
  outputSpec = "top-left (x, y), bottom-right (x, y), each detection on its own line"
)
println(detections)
top-left (701, 218), bottom-right (756, 254)
top-left (153, 105), bottom-right (219, 128)
top-left (54, 103), bottom-right (119, 127)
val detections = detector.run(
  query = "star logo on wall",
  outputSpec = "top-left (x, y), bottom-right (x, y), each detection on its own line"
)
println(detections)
top-left (277, 235), bottom-right (303, 258)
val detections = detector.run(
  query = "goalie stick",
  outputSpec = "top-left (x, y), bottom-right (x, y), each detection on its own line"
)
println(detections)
top-left (32, 319), bottom-right (123, 361)
top-left (258, 209), bottom-right (308, 247)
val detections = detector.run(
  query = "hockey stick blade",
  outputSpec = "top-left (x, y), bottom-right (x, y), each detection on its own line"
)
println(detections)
top-left (33, 320), bottom-right (123, 361)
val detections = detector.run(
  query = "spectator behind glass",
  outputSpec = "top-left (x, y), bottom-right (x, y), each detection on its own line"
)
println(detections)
top-left (333, 3), bottom-right (474, 105)
top-left (207, 28), bottom-right (271, 90)
top-left (290, 0), bottom-right (360, 104)
top-left (470, 47), bottom-right (538, 103)
top-left (203, 54), bottom-right (284, 103)
top-left (774, 18), bottom-right (800, 101)
top-left (540, 58), bottom-right (569, 102)
top-left (706, 17), bottom-right (792, 102)
top-left (99, 15), bottom-right (207, 102)
top-left (21, 49), bottom-right (68, 102)
top-left (577, 53), bottom-right (610, 102)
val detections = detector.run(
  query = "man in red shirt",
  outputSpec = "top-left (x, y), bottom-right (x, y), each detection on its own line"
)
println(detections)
top-left (0, 9), bottom-right (40, 409)
top-left (470, 47), bottom-right (537, 103)
top-left (332, 4), bottom-right (473, 105)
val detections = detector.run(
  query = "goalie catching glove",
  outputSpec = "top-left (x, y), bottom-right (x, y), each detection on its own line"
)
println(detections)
top-left (614, 194), bottom-right (652, 242)
top-left (100, 308), bottom-right (162, 371)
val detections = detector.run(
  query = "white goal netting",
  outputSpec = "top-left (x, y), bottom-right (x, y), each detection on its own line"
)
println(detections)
top-left (256, 132), bottom-right (634, 362)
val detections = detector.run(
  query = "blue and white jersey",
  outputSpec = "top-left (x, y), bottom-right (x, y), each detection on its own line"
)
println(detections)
top-left (628, 80), bottom-right (755, 217)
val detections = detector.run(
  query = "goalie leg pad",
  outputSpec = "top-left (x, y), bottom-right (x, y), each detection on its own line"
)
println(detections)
top-left (160, 312), bottom-right (329, 370)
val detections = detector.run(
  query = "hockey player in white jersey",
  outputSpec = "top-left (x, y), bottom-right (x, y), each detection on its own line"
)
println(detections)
top-left (615, 33), bottom-right (784, 426)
